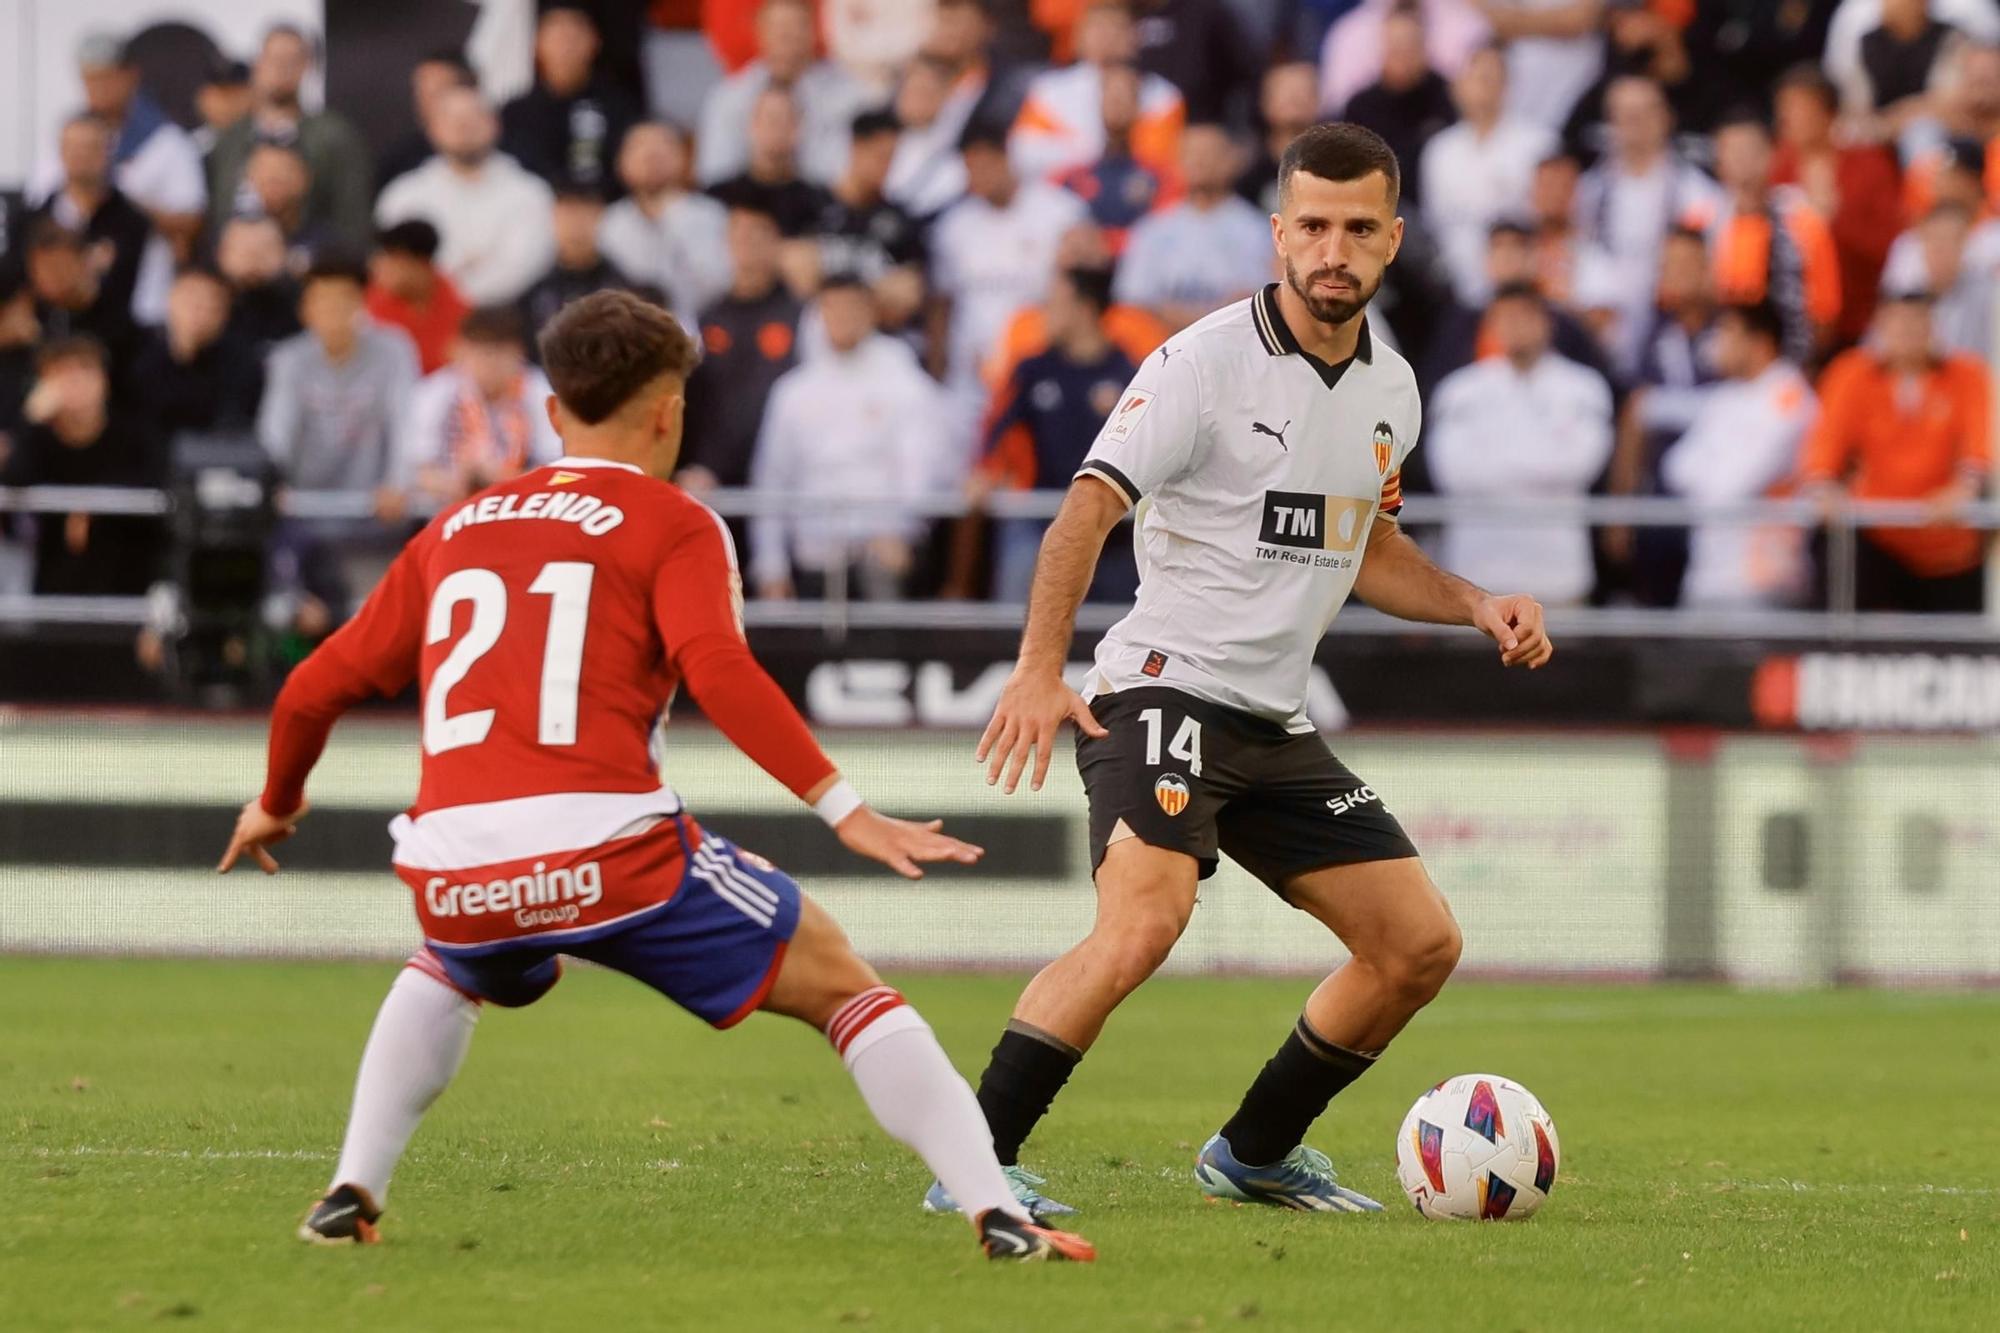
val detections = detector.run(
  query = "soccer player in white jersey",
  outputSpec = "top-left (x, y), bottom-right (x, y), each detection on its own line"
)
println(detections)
top-left (923, 124), bottom-right (1555, 1218)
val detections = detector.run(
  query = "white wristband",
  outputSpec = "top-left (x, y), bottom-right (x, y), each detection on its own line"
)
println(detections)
top-left (813, 779), bottom-right (865, 828)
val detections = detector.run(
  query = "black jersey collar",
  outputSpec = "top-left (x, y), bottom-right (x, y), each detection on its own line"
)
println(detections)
top-left (1252, 282), bottom-right (1372, 390)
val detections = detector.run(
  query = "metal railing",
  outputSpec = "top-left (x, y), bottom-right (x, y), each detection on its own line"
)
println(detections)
top-left (4, 484), bottom-right (1999, 641)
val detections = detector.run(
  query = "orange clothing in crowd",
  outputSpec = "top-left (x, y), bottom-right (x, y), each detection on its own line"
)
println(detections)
top-left (1899, 136), bottom-right (2000, 224)
top-left (1032, 0), bottom-right (1090, 63)
top-left (1771, 141), bottom-right (1903, 341)
top-left (1801, 348), bottom-right (1994, 576)
top-left (1708, 202), bottom-right (1842, 332)
top-left (983, 303), bottom-right (1170, 390)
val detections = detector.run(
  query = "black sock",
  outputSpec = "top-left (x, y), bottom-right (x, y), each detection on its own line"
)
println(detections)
top-left (973, 1020), bottom-right (1082, 1166)
top-left (1218, 1016), bottom-right (1377, 1168)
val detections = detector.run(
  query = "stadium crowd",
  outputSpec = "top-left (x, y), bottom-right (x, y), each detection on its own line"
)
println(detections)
top-left (1, 0), bottom-right (1997, 634)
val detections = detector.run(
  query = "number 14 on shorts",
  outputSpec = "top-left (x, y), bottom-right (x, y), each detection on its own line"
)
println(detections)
top-left (1139, 707), bottom-right (1203, 776)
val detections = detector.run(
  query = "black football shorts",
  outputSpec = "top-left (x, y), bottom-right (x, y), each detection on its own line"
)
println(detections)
top-left (1075, 686), bottom-right (1418, 899)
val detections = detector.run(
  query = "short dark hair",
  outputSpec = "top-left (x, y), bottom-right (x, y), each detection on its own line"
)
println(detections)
top-left (1278, 122), bottom-right (1401, 209)
top-left (553, 180), bottom-right (607, 205)
top-left (1488, 217), bottom-right (1533, 243)
top-left (301, 252), bottom-right (368, 292)
top-left (852, 108), bottom-right (900, 140)
top-left (25, 218), bottom-right (86, 253)
top-left (376, 219), bottom-right (441, 260)
top-left (36, 334), bottom-right (108, 375)
top-left (203, 57), bottom-right (251, 89)
top-left (417, 50), bottom-right (475, 81)
top-left (539, 290), bottom-right (698, 425)
top-left (959, 120), bottom-right (1009, 154)
top-left (1714, 106), bottom-right (1771, 138)
top-left (1489, 279), bottom-right (1546, 308)
top-left (1719, 300), bottom-right (1784, 348)
top-left (1664, 223), bottom-right (1708, 248)
top-left (459, 305), bottom-right (527, 347)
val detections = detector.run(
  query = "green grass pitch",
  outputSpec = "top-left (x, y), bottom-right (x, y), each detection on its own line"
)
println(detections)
top-left (5, 958), bottom-right (1995, 1331)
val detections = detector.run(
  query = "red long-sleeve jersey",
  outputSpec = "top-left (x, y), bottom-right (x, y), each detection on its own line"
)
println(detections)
top-left (261, 457), bottom-right (837, 870)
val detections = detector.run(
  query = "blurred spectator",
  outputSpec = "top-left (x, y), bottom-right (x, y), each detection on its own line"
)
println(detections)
top-left (208, 25), bottom-right (373, 251)
top-left (681, 205), bottom-right (803, 504)
top-left (193, 60), bottom-right (253, 160)
top-left (500, 6), bottom-right (640, 194)
top-left (925, 0), bottom-right (1010, 128)
top-left (376, 86), bottom-right (557, 306)
top-left (1010, 1), bottom-right (1186, 184)
top-left (22, 220), bottom-right (139, 376)
top-left (1896, 45), bottom-right (2000, 220)
top-left (1609, 223), bottom-right (1721, 605)
top-left (377, 53), bottom-right (478, 191)
top-left (599, 122), bottom-right (731, 329)
top-left (1697, 110), bottom-right (1840, 368)
top-left (396, 306), bottom-right (560, 505)
top-left (1129, 0), bottom-right (1260, 125)
top-left (982, 222), bottom-right (1170, 389)
top-left (0, 266), bottom-right (40, 454)
top-left (215, 217), bottom-right (303, 355)
top-left (1420, 219), bottom-right (1615, 395)
top-left (1687, 1), bottom-right (1840, 120)
top-left (1344, 9), bottom-right (1459, 209)
top-left (257, 256), bottom-right (420, 505)
top-left (1881, 201), bottom-right (1997, 359)
top-left (1801, 291), bottom-right (1991, 612)
top-left (1320, 0), bottom-right (1493, 115)
top-left (1113, 124), bottom-right (1270, 329)
top-left (28, 114), bottom-right (173, 326)
top-left (1055, 63), bottom-right (1173, 254)
top-left (1238, 63), bottom-right (1319, 214)
top-left (1659, 301), bottom-right (1816, 608)
top-left (1574, 74), bottom-right (1722, 373)
top-left (127, 268), bottom-right (264, 437)
top-left (29, 32), bottom-right (206, 260)
top-left (1561, 0), bottom-right (1701, 159)
top-left (1427, 281), bottom-right (1615, 605)
top-left (243, 142), bottom-right (337, 271)
top-left (1845, 0), bottom-right (1962, 126)
top-left (520, 187), bottom-right (634, 339)
top-left (1421, 45), bottom-right (1558, 305)
top-left (366, 221), bottom-right (468, 376)
top-left (1478, 0), bottom-right (1609, 133)
top-left (709, 88), bottom-right (837, 239)
top-left (950, 265), bottom-right (1141, 601)
top-left (3, 336), bottom-right (163, 596)
top-left (751, 275), bottom-right (941, 601)
top-left (806, 111), bottom-right (929, 335)
top-left (1525, 151), bottom-right (1620, 324)
top-left (887, 55), bottom-right (976, 219)
top-left (1770, 62), bottom-right (1902, 344)
top-left (1824, 0), bottom-right (1999, 107)
top-left (698, 0), bottom-right (870, 187)
top-left (930, 125), bottom-right (1088, 455)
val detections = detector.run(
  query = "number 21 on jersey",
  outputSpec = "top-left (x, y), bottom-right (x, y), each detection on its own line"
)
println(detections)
top-left (424, 561), bottom-right (596, 755)
top-left (1139, 706), bottom-right (1203, 776)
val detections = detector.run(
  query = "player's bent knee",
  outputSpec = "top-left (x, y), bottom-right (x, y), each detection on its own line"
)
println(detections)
top-left (1384, 915), bottom-right (1462, 1006)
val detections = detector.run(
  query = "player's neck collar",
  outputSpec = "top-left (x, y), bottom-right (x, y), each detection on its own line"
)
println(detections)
top-left (1253, 283), bottom-right (1372, 391)
top-left (549, 455), bottom-right (645, 475)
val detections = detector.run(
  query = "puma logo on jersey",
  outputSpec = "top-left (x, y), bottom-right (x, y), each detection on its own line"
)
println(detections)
top-left (1253, 419), bottom-right (1291, 451)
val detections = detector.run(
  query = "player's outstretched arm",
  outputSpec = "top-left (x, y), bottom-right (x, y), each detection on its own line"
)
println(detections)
top-left (1353, 517), bottom-right (1554, 669)
top-left (977, 477), bottom-right (1124, 795)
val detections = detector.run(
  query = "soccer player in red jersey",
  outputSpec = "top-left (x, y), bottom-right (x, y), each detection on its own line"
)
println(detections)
top-left (218, 291), bottom-right (1093, 1263)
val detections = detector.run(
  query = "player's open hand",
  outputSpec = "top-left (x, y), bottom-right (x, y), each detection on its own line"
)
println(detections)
top-left (835, 807), bottom-right (983, 880)
top-left (216, 798), bottom-right (308, 875)
top-left (1473, 594), bottom-right (1554, 670)
top-left (977, 669), bottom-right (1109, 794)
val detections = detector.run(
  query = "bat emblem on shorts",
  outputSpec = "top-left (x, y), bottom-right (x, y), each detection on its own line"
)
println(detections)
top-left (1154, 773), bottom-right (1190, 817)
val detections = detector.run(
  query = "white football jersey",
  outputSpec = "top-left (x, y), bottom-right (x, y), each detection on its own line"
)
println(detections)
top-left (1077, 284), bottom-right (1420, 733)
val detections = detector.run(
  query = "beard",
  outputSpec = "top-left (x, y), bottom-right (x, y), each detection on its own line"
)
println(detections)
top-left (1283, 253), bottom-right (1379, 329)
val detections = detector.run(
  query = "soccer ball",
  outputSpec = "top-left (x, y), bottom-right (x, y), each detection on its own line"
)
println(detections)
top-left (1394, 1073), bottom-right (1559, 1220)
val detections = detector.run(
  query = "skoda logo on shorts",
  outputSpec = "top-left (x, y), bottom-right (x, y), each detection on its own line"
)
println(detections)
top-left (1154, 773), bottom-right (1190, 817)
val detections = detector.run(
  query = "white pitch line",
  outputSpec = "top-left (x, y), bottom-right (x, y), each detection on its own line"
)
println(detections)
top-left (1715, 1179), bottom-right (2000, 1197)
top-left (26, 1146), bottom-right (330, 1162)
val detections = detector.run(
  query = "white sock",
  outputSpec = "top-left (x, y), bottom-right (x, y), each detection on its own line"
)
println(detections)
top-left (827, 986), bottom-right (1027, 1225)
top-left (329, 960), bottom-right (479, 1206)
